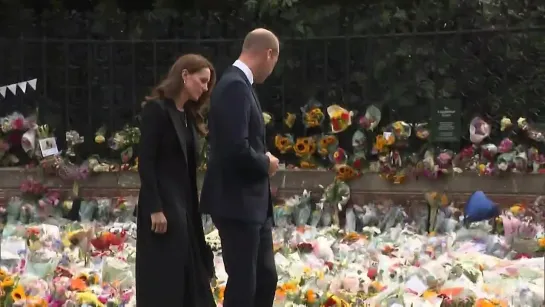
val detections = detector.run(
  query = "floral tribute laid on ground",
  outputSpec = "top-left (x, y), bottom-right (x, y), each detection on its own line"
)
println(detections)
top-left (0, 178), bottom-right (544, 306)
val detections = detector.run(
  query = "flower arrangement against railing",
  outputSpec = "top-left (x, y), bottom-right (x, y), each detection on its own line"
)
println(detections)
top-left (262, 97), bottom-right (545, 184)
top-left (2, 101), bottom-right (545, 184)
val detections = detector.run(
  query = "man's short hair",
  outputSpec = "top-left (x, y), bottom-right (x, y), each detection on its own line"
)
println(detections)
top-left (242, 28), bottom-right (279, 53)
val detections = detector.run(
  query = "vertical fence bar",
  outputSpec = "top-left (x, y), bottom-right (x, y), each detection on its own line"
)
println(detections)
top-left (131, 40), bottom-right (137, 117)
top-left (40, 37), bottom-right (48, 120)
top-left (152, 40), bottom-right (157, 84)
top-left (302, 40), bottom-right (307, 87)
top-left (19, 36), bottom-right (25, 106)
top-left (64, 41), bottom-right (70, 130)
top-left (61, 41), bottom-right (70, 150)
top-left (323, 40), bottom-right (328, 95)
top-left (87, 41), bottom-right (93, 144)
top-left (109, 41), bottom-right (115, 130)
top-left (344, 37), bottom-right (350, 97)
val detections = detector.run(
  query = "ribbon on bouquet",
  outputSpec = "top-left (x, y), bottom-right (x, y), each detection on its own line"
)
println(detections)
top-left (0, 78), bottom-right (38, 98)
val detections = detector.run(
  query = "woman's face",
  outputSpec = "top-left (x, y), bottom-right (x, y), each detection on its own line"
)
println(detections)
top-left (182, 68), bottom-right (211, 101)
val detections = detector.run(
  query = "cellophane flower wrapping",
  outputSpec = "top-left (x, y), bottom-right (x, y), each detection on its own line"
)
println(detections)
top-left (6, 196), bottom-right (23, 223)
top-left (111, 197), bottom-right (137, 222)
top-left (79, 199), bottom-right (98, 222)
top-left (292, 190), bottom-right (312, 226)
top-left (96, 198), bottom-right (113, 224)
top-left (102, 256), bottom-right (134, 288)
top-left (25, 248), bottom-right (62, 279)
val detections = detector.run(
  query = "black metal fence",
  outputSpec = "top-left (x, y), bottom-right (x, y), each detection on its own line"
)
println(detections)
top-left (1, 26), bottom-right (545, 159)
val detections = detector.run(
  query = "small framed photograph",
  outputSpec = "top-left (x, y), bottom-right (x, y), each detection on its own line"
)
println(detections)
top-left (39, 137), bottom-right (59, 157)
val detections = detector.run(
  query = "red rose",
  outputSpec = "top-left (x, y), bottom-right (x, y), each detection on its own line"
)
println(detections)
top-left (12, 118), bottom-right (25, 130)
top-left (353, 159), bottom-right (361, 169)
top-left (367, 267), bottom-right (377, 280)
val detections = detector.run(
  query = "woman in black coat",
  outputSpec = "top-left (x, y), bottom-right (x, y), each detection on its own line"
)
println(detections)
top-left (136, 54), bottom-right (216, 307)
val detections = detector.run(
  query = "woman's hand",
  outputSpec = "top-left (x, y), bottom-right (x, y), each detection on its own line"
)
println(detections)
top-left (150, 212), bottom-right (167, 233)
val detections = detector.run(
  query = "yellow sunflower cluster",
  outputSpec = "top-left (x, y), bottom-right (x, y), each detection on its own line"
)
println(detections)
top-left (294, 137), bottom-right (317, 157)
top-left (0, 269), bottom-right (47, 307)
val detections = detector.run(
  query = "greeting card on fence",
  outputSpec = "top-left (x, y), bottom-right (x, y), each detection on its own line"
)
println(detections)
top-left (39, 137), bottom-right (59, 157)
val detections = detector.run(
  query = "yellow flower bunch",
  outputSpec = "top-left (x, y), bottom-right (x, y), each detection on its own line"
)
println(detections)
top-left (293, 137), bottom-right (316, 157)
top-left (303, 108), bottom-right (324, 128)
top-left (274, 134), bottom-right (294, 154)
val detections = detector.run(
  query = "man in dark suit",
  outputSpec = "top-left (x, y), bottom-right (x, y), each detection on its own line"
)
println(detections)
top-left (200, 28), bottom-right (280, 307)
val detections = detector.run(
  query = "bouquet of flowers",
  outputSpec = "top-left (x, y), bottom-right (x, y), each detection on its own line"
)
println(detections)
top-left (65, 130), bottom-right (84, 157)
top-left (111, 197), bottom-right (137, 222)
top-left (327, 105), bottom-right (354, 134)
top-left (19, 178), bottom-right (47, 201)
top-left (109, 125), bottom-right (141, 163)
top-left (0, 112), bottom-right (31, 133)
top-left (301, 99), bottom-right (325, 129)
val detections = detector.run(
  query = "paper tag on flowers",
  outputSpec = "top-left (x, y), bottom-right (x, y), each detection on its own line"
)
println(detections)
top-left (38, 137), bottom-right (59, 157)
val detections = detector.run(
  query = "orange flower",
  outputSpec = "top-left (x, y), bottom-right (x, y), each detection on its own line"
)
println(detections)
top-left (275, 287), bottom-right (286, 299)
top-left (305, 289), bottom-right (316, 303)
top-left (217, 285), bottom-right (225, 302)
top-left (280, 281), bottom-right (298, 292)
top-left (70, 278), bottom-right (87, 291)
top-left (538, 237), bottom-right (545, 249)
top-left (475, 298), bottom-right (508, 307)
top-left (374, 135), bottom-right (387, 152)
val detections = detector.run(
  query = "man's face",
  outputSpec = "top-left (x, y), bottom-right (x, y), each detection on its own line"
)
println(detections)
top-left (255, 42), bottom-right (279, 83)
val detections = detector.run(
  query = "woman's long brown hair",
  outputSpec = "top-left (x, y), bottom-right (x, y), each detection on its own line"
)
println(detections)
top-left (143, 54), bottom-right (216, 136)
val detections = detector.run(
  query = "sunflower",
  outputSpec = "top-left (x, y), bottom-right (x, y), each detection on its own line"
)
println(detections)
top-left (0, 269), bottom-right (7, 281)
top-left (293, 138), bottom-right (311, 157)
top-left (304, 108), bottom-right (324, 128)
top-left (1, 275), bottom-right (14, 288)
top-left (11, 284), bottom-right (26, 301)
top-left (318, 135), bottom-right (335, 157)
top-left (274, 134), bottom-right (293, 154)
top-left (336, 165), bottom-right (356, 181)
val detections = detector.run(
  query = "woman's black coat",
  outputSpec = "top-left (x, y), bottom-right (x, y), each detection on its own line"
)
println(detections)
top-left (135, 99), bottom-right (215, 307)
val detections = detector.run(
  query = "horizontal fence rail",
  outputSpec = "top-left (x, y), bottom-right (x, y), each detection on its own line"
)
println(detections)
top-left (1, 27), bottom-right (545, 163)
